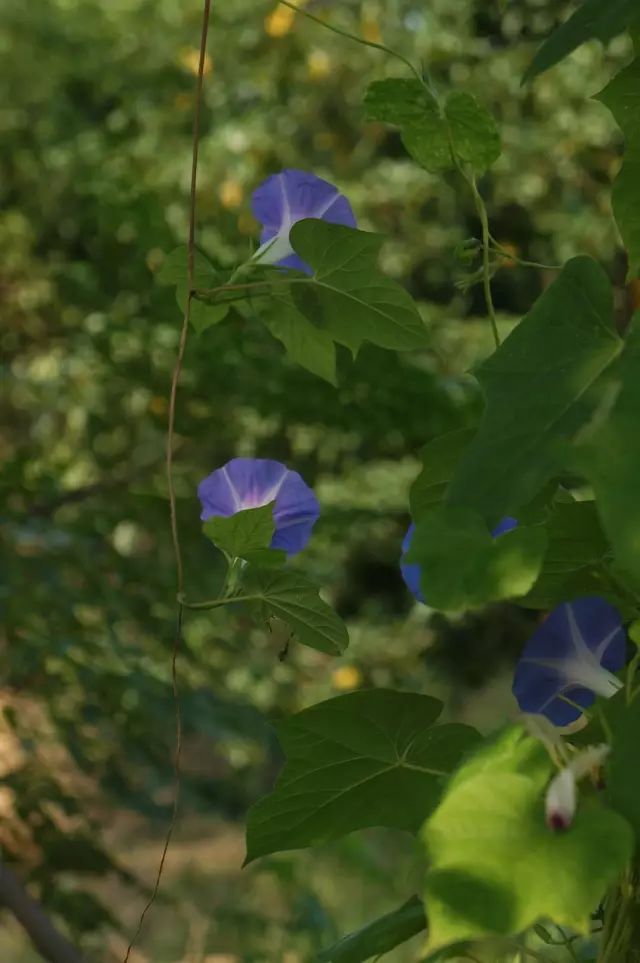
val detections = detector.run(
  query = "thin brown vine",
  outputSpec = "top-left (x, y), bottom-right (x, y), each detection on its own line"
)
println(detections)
top-left (122, 1), bottom-right (212, 958)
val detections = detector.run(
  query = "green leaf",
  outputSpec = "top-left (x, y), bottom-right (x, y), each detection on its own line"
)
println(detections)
top-left (316, 896), bottom-right (426, 963)
top-left (447, 257), bottom-right (622, 527)
top-left (577, 321), bottom-right (640, 584)
top-left (406, 506), bottom-right (547, 611)
top-left (524, 0), bottom-right (638, 83)
top-left (176, 284), bottom-right (230, 334)
top-left (597, 55), bottom-right (640, 278)
top-left (605, 692), bottom-right (640, 838)
top-left (288, 220), bottom-right (428, 356)
top-left (203, 503), bottom-right (275, 559)
top-left (261, 295), bottom-right (337, 385)
top-left (245, 689), bottom-right (481, 862)
top-left (364, 79), bottom-right (500, 173)
top-left (422, 726), bottom-right (633, 953)
top-left (410, 428), bottom-right (477, 518)
top-left (243, 567), bottom-right (349, 655)
top-left (155, 245), bottom-right (218, 287)
top-left (155, 246), bottom-right (229, 332)
top-left (242, 548), bottom-right (287, 568)
top-left (444, 91), bottom-right (501, 171)
top-left (516, 499), bottom-right (616, 609)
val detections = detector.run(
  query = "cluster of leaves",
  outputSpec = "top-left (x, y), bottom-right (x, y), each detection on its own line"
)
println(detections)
top-left (181, 6), bottom-right (640, 963)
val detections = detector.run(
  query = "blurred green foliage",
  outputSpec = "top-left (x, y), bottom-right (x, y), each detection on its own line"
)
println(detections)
top-left (0, 0), bottom-right (634, 958)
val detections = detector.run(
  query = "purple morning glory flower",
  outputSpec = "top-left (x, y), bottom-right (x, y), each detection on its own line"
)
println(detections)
top-left (198, 458), bottom-right (320, 556)
top-left (400, 516), bottom-right (518, 604)
top-left (513, 597), bottom-right (626, 727)
top-left (251, 169), bottom-right (356, 274)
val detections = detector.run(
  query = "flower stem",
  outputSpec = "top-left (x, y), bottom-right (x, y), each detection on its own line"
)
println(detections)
top-left (468, 173), bottom-right (500, 348)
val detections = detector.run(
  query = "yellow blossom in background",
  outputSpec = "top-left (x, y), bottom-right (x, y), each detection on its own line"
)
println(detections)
top-left (172, 91), bottom-right (193, 112)
top-left (313, 130), bottom-right (335, 151)
top-left (496, 240), bottom-right (519, 268)
top-left (177, 47), bottom-right (213, 76)
top-left (237, 210), bottom-right (258, 236)
top-left (307, 49), bottom-right (331, 80)
top-left (265, 4), bottom-right (296, 38)
top-left (219, 179), bottom-right (244, 210)
top-left (332, 665), bottom-right (362, 691)
top-left (148, 395), bottom-right (167, 416)
top-left (361, 16), bottom-right (382, 44)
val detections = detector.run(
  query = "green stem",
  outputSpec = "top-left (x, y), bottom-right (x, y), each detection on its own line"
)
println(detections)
top-left (178, 592), bottom-right (260, 611)
top-left (508, 941), bottom-right (551, 963)
top-left (556, 928), bottom-right (580, 963)
top-left (277, 0), bottom-right (424, 86)
top-left (488, 240), bottom-right (562, 272)
top-left (469, 173), bottom-right (500, 348)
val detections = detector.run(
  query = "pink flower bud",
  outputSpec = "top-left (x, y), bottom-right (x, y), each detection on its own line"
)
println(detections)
top-left (545, 767), bottom-right (576, 831)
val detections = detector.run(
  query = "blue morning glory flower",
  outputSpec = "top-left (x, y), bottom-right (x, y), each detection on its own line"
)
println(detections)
top-left (513, 597), bottom-right (626, 726)
top-left (198, 458), bottom-right (320, 556)
top-left (400, 516), bottom-right (518, 604)
top-left (251, 169), bottom-right (356, 274)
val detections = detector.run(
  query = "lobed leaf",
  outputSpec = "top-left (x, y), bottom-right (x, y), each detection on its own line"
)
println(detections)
top-left (261, 295), bottom-right (337, 385)
top-left (289, 219), bottom-right (429, 356)
top-left (596, 48), bottom-right (640, 279)
top-left (245, 689), bottom-right (481, 862)
top-left (422, 726), bottom-right (633, 953)
top-left (406, 506), bottom-right (547, 611)
top-left (364, 79), bottom-right (500, 173)
top-left (447, 257), bottom-right (622, 527)
top-left (410, 428), bottom-right (477, 518)
top-left (524, 0), bottom-right (638, 83)
top-left (577, 320), bottom-right (640, 585)
top-left (243, 567), bottom-right (349, 656)
top-left (202, 503), bottom-right (275, 559)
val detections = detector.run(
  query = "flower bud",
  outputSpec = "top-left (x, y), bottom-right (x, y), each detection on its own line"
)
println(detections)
top-left (545, 767), bottom-right (576, 831)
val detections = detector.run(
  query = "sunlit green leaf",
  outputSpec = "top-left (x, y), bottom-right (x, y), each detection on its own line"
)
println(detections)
top-left (597, 51), bottom-right (640, 278)
top-left (243, 567), bottom-right (349, 656)
top-left (203, 503), bottom-right (274, 559)
top-left (422, 726), bottom-right (633, 953)
top-left (245, 689), bottom-right (481, 862)
top-left (364, 79), bottom-right (500, 173)
top-left (447, 257), bottom-right (622, 527)
top-left (407, 506), bottom-right (547, 611)
top-left (524, 0), bottom-right (638, 83)
top-left (316, 896), bottom-right (426, 963)
top-left (289, 220), bottom-right (428, 356)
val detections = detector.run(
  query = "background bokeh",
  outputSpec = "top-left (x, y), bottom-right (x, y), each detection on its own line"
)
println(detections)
top-left (0, 0), bottom-right (634, 959)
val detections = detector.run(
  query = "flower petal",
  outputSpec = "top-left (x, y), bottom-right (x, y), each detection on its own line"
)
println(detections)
top-left (400, 523), bottom-right (425, 603)
top-left (251, 169), bottom-right (356, 273)
top-left (492, 516), bottom-right (518, 537)
top-left (198, 457), bottom-right (319, 556)
top-left (512, 597), bottom-right (626, 725)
